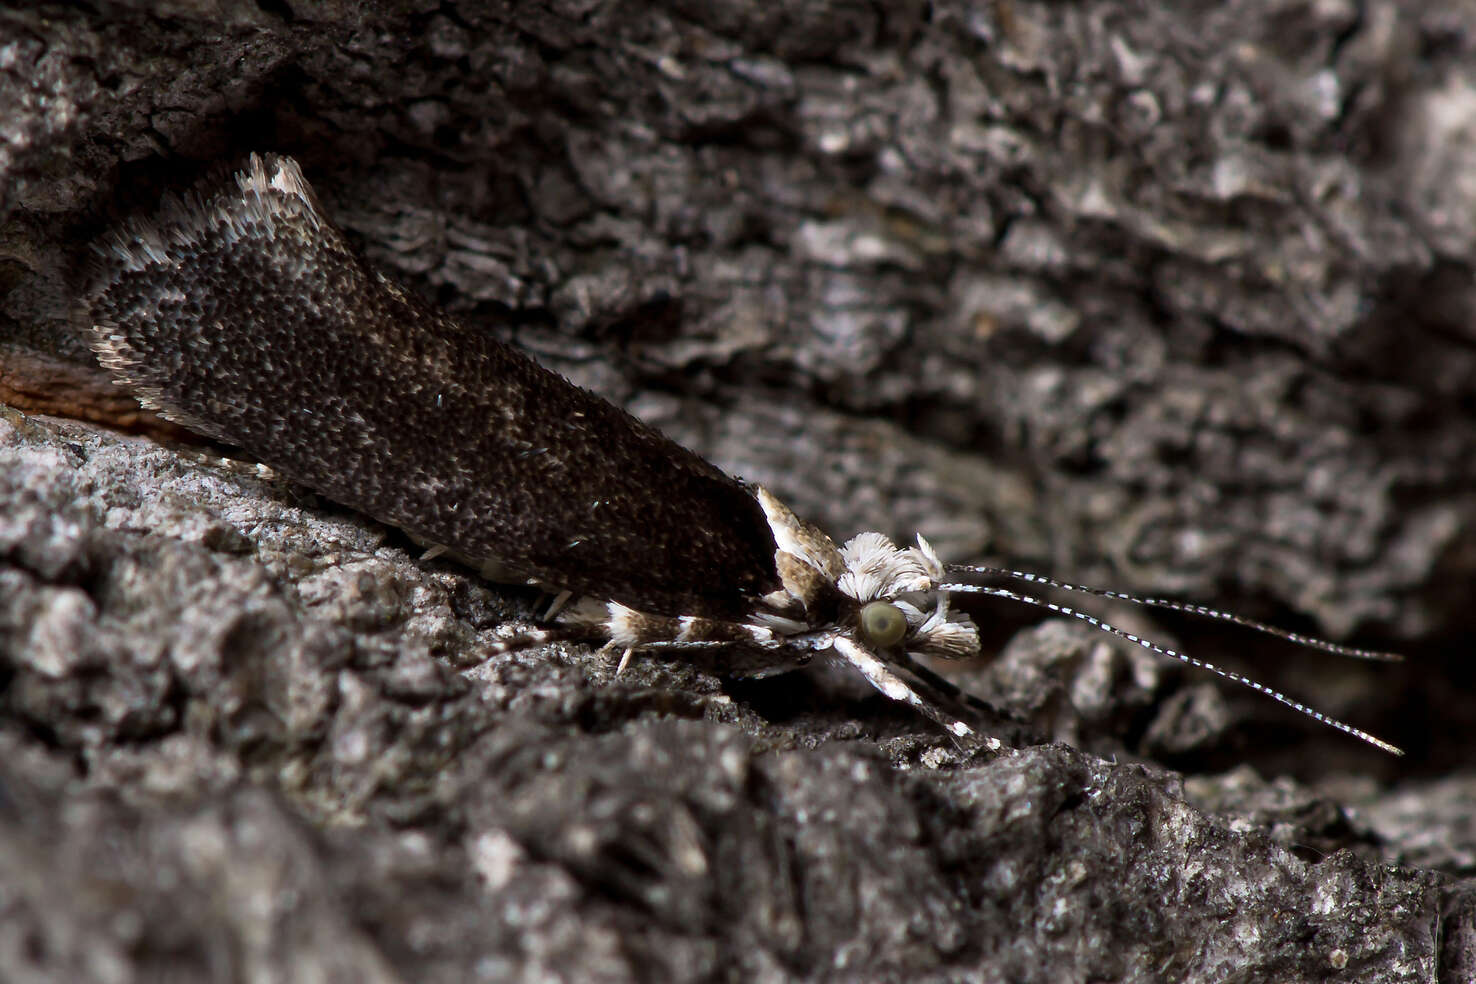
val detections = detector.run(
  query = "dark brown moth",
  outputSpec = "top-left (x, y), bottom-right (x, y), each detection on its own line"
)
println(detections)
top-left (85, 154), bottom-right (1402, 754)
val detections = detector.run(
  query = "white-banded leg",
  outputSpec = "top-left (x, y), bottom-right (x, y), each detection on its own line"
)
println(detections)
top-left (478, 622), bottom-right (605, 659)
top-left (543, 589), bottom-right (575, 620)
top-left (830, 635), bottom-right (1001, 751)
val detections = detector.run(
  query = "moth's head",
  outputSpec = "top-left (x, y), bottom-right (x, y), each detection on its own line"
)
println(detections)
top-left (754, 487), bottom-right (980, 660)
top-left (835, 530), bottom-right (980, 659)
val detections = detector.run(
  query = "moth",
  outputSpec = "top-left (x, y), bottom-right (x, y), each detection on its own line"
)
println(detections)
top-left (85, 154), bottom-right (1402, 755)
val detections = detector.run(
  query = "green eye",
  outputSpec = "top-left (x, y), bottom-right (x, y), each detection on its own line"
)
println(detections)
top-left (858, 601), bottom-right (908, 648)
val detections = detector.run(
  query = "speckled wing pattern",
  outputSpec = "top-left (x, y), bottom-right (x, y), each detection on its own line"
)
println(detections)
top-left (86, 154), bottom-right (783, 621)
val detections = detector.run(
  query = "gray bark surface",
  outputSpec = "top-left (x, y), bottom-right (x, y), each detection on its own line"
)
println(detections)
top-left (1, 2), bottom-right (1472, 980)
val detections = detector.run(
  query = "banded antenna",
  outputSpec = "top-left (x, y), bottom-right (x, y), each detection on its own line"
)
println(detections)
top-left (941, 563), bottom-right (1403, 756)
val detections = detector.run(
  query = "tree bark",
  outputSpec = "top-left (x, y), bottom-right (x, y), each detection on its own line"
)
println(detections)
top-left (0, 2), bottom-right (1469, 980)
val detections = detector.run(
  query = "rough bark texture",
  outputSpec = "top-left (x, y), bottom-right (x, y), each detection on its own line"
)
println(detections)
top-left (2, 1), bottom-right (1473, 981)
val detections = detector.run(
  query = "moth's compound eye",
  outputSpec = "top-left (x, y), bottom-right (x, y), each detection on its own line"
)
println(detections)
top-left (858, 601), bottom-right (908, 648)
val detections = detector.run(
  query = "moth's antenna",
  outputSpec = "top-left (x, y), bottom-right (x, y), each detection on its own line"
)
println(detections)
top-left (940, 581), bottom-right (1404, 756)
top-left (947, 564), bottom-right (1402, 663)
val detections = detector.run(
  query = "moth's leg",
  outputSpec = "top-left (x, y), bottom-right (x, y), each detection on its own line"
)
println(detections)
top-left (883, 649), bottom-right (997, 724)
top-left (478, 622), bottom-right (607, 659)
top-left (470, 598), bottom-right (675, 664)
top-left (625, 637), bottom-right (813, 681)
top-left (602, 607), bottom-right (778, 648)
top-left (886, 648), bottom-right (1032, 747)
top-left (829, 636), bottom-right (1001, 750)
top-left (529, 600), bottom-right (800, 676)
top-left (543, 589), bottom-right (575, 620)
